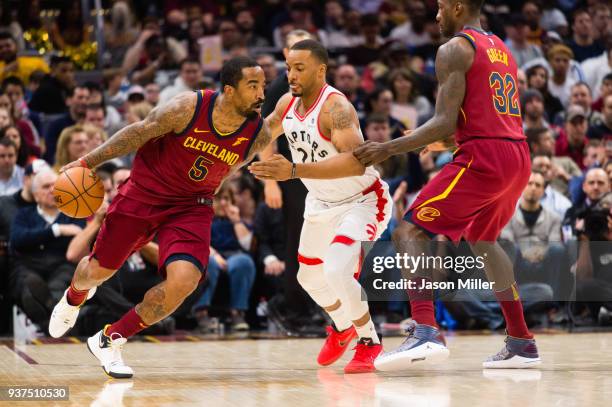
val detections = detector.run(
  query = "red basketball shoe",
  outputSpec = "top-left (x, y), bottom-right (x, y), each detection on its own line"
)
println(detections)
top-left (317, 325), bottom-right (357, 366)
top-left (344, 337), bottom-right (383, 374)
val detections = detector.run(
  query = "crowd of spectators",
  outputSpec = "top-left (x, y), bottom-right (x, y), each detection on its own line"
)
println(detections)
top-left (0, 0), bottom-right (611, 337)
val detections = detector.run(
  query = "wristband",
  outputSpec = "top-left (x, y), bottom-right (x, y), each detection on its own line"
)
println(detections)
top-left (79, 157), bottom-right (90, 169)
top-left (291, 163), bottom-right (297, 179)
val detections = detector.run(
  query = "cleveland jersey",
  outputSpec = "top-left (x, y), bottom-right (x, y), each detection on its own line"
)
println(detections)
top-left (454, 27), bottom-right (525, 145)
top-left (281, 84), bottom-right (380, 203)
top-left (120, 90), bottom-right (263, 205)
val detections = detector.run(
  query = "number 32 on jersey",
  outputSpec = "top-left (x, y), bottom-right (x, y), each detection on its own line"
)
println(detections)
top-left (489, 72), bottom-right (520, 117)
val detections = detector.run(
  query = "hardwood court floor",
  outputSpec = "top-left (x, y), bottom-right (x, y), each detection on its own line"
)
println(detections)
top-left (1, 332), bottom-right (611, 406)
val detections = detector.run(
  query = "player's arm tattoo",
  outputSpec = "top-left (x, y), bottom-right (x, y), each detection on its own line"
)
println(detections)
top-left (246, 121), bottom-right (274, 162)
top-left (322, 95), bottom-right (363, 153)
top-left (385, 37), bottom-right (473, 155)
top-left (82, 92), bottom-right (196, 168)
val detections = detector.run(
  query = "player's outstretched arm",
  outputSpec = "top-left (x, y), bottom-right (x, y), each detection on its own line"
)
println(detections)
top-left (354, 37), bottom-right (473, 167)
top-left (248, 94), bottom-right (365, 180)
top-left (61, 92), bottom-right (197, 171)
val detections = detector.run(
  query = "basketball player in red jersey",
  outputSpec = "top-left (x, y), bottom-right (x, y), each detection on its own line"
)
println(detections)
top-left (355, 0), bottom-right (541, 370)
top-left (48, 57), bottom-right (273, 378)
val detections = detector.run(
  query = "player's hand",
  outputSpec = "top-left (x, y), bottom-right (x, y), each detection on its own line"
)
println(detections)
top-left (58, 224), bottom-right (83, 237)
top-left (353, 140), bottom-right (390, 167)
top-left (248, 154), bottom-right (293, 181)
top-left (265, 260), bottom-right (285, 276)
top-left (59, 158), bottom-right (88, 173)
top-left (93, 201), bottom-right (108, 225)
top-left (264, 180), bottom-right (283, 209)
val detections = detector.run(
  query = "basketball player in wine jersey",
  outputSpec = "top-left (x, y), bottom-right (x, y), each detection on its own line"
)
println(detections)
top-left (355, 0), bottom-right (541, 370)
top-left (249, 40), bottom-right (392, 373)
top-left (48, 57), bottom-right (276, 378)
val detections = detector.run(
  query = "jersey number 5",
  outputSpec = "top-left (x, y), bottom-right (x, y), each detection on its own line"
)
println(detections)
top-left (189, 156), bottom-right (214, 182)
top-left (489, 72), bottom-right (520, 117)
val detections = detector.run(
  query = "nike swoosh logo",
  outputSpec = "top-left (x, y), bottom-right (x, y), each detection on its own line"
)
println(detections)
top-left (194, 128), bottom-right (210, 133)
top-left (99, 333), bottom-right (105, 349)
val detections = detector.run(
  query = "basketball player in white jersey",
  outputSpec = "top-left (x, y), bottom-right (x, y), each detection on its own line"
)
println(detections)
top-left (249, 39), bottom-right (392, 374)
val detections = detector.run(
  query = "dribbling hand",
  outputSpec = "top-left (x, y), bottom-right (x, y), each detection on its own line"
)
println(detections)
top-left (59, 158), bottom-right (88, 173)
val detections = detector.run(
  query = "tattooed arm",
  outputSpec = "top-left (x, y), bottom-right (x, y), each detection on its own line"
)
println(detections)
top-left (62, 92), bottom-right (197, 171)
top-left (248, 93), bottom-right (366, 181)
top-left (354, 37), bottom-right (474, 166)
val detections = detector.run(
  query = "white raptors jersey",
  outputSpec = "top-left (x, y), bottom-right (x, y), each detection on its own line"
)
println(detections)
top-left (281, 84), bottom-right (381, 202)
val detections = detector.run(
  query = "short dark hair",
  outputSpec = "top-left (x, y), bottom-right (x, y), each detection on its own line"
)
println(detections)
top-left (0, 137), bottom-right (17, 150)
top-left (50, 55), bottom-right (72, 68)
top-left (220, 56), bottom-right (259, 91)
top-left (525, 127), bottom-right (551, 148)
top-left (0, 32), bottom-right (15, 42)
top-left (604, 72), bottom-right (612, 83)
top-left (366, 113), bottom-right (388, 126)
top-left (1, 76), bottom-right (25, 93)
top-left (66, 85), bottom-right (90, 98)
top-left (290, 39), bottom-right (329, 65)
top-left (180, 56), bottom-right (201, 70)
top-left (83, 81), bottom-right (102, 93)
top-left (86, 103), bottom-right (105, 112)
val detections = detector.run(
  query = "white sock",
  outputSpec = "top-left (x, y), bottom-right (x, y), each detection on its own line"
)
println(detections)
top-left (355, 318), bottom-right (380, 344)
top-left (327, 306), bottom-right (352, 331)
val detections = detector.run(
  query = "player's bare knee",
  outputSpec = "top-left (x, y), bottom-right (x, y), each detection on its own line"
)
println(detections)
top-left (166, 261), bottom-right (201, 298)
top-left (87, 257), bottom-right (117, 282)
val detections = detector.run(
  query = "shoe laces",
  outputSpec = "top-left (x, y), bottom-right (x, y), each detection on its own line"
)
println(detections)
top-left (108, 333), bottom-right (126, 364)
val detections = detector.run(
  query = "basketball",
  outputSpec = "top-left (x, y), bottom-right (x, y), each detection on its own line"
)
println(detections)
top-left (53, 166), bottom-right (105, 218)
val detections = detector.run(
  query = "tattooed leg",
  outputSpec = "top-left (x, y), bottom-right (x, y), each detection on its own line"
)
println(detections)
top-left (135, 260), bottom-right (201, 325)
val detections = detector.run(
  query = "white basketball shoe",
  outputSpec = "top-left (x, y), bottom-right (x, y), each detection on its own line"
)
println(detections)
top-left (87, 327), bottom-right (134, 379)
top-left (48, 287), bottom-right (97, 338)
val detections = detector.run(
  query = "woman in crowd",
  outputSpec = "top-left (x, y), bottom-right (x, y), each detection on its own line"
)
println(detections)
top-left (526, 64), bottom-right (564, 121)
top-left (53, 125), bottom-right (91, 172)
top-left (388, 68), bottom-right (433, 130)
top-left (0, 125), bottom-right (36, 166)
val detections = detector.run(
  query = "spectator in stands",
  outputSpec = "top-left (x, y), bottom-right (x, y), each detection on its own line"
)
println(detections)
top-left (230, 175), bottom-right (258, 227)
top-left (253, 199), bottom-right (286, 298)
top-left (334, 64), bottom-right (366, 117)
top-left (103, 0), bottom-right (139, 67)
top-left (0, 106), bottom-right (10, 128)
top-left (389, 0), bottom-right (431, 47)
top-left (325, 8), bottom-right (362, 49)
top-left (575, 192), bottom-right (612, 325)
top-left (540, 0), bottom-right (568, 34)
top-left (519, 65), bottom-right (563, 120)
top-left (517, 68), bottom-right (528, 95)
top-left (83, 81), bottom-right (122, 135)
top-left (0, 159), bottom-right (48, 272)
top-left (592, 73), bottom-right (612, 113)
top-left (589, 94), bottom-right (612, 140)
top-left (364, 87), bottom-right (408, 140)
top-left (29, 56), bottom-right (75, 114)
top-left (364, 113), bottom-right (408, 183)
top-left (583, 140), bottom-right (606, 169)
top-left (48, 0), bottom-right (91, 51)
top-left (591, 4), bottom-right (610, 42)
top-left (501, 171), bottom-right (568, 298)
top-left (82, 124), bottom-right (108, 152)
top-left (52, 125), bottom-right (91, 172)
top-left (144, 82), bottom-right (161, 107)
top-left (556, 105), bottom-right (589, 170)
top-left (43, 85), bottom-right (90, 164)
top-left (0, 138), bottom-right (22, 196)
top-left (555, 82), bottom-right (602, 127)
top-left (582, 29), bottom-right (612, 102)
top-left (521, 89), bottom-right (550, 130)
top-left (219, 19), bottom-right (245, 54)
top-left (568, 9), bottom-right (604, 63)
top-left (564, 167), bottom-right (610, 237)
top-left (547, 44), bottom-right (581, 106)
top-left (236, 8), bottom-right (269, 48)
top-left (0, 91), bottom-right (40, 158)
top-left (504, 14), bottom-right (542, 68)
top-left (346, 13), bottom-right (384, 67)
top-left (8, 169), bottom-right (85, 330)
top-left (0, 125), bottom-right (35, 167)
top-left (388, 68), bottom-right (433, 129)
top-left (256, 54), bottom-right (278, 87)
top-left (84, 104), bottom-right (106, 131)
top-left (193, 184), bottom-right (255, 332)
top-left (159, 57), bottom-right (203, 106)
top-left (0, 32), bottom-right (49, 86)
top-left (527, 127), bottom-right (582, 196)
top-left (522, 1), bottom-right (543, 46)
top-left (530, 154), bottom-right (573, 218)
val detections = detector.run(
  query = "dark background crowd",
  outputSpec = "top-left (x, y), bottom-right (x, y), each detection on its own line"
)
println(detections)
top-left (0, 0), bottom-right (611, 339)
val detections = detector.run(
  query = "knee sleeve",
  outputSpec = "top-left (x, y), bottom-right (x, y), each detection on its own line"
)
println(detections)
top-left (323, 242), bottom-right (369, 321)
top-left (296, 263), bottom-right (338, 308)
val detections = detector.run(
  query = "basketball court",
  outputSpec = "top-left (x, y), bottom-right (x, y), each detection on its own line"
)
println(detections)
top-left (1, 331), bottom-right (611, 406)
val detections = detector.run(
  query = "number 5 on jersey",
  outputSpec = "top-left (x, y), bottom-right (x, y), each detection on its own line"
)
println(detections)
top-left (489, 72), bottom-right (520, 117)
top-left (189, 156), bottom-right (214, 181)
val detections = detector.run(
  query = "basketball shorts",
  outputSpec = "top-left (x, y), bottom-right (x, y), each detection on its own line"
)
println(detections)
top-left (298, 179), bottom-right (392, 264)
top-left (405, 138), bottom-right (531, 242)
top-left (91, 193), bottom-right (213, 276)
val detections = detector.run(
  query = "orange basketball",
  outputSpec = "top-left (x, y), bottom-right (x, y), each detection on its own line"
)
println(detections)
top-left (53, 167), bottom-right (105, 218)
